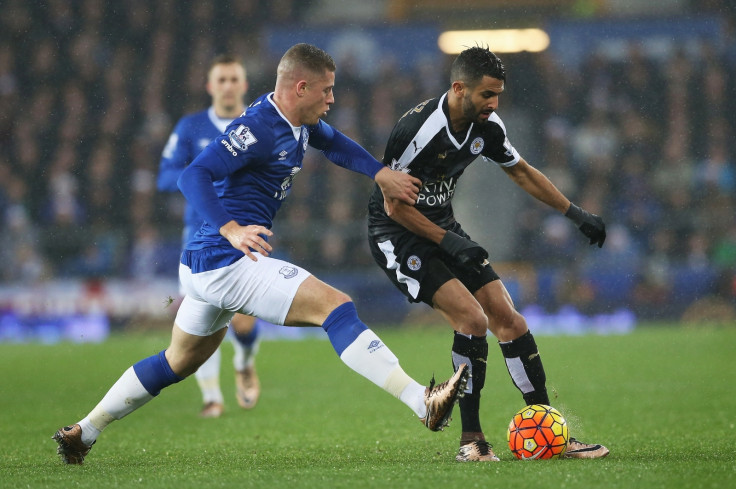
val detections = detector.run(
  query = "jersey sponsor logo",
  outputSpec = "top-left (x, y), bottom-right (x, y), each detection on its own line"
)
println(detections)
top-left (220, 138), bottom-right (238, 156)
top-left (470, 137), bottom-right (484, 155)
top-left (416, 177), bottom-right (456, 207)
top-left (228, 124), bottom-right (257, 151)
top-left (367, 339), bottom-right (385, 353)
top-left (279, 266), bottom-right (298, 279)
top-left (407, 255), bottom-right (422, 271)
top-left (278, 150), bottom-right (288, 161)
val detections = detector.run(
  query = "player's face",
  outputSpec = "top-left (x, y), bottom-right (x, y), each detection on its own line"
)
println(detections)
top-left (207, 63), bottom-right (247, 115)
top-left (461, 76), bottom-right (504, 124)
top-left (298, 70), bottom-right (335, 125)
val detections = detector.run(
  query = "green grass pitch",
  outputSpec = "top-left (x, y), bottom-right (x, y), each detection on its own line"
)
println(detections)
top-left (1, 324), bottom-right (735, 488)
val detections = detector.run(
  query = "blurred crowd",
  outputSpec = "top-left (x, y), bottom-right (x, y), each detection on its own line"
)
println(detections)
top-left (1, 1), bottom-right (735, 320)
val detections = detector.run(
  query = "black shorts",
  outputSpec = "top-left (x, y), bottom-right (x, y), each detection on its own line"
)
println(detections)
top-left (369, 222), bottom-right (500, 307)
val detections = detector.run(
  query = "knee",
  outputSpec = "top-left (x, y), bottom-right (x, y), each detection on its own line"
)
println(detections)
top-left (490, 308), bottom-right (528, 342)
top-left (328, 290), bottom-right (353, 309)
top-left (458, 306), bottom-right (489, 337)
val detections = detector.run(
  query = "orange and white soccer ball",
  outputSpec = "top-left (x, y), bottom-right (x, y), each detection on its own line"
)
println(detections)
top-left (507, 404), bottom-right (569, 460)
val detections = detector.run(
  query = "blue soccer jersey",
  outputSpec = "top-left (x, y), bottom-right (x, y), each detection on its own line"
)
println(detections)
top-left (158, 107), bottom-right (235, 246)
top-left (178, 92), bottom-right (384, 273)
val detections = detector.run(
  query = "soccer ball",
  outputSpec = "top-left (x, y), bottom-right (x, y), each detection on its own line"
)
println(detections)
top-left (507, 404), bottom-right (569, 460)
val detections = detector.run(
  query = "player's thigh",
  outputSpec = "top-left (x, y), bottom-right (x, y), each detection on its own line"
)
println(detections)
top-left (181, 256), bottom-right (311, 326)
top-left (283, 275), bottom-right (351, 326)
top-left (474, 280), bottom-right (528, 341)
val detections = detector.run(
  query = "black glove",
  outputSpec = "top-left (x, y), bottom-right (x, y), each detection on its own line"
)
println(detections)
top-left (565, 203), bottom-right (606, 248)
top-left (439, 231), bottom-right (489, 270)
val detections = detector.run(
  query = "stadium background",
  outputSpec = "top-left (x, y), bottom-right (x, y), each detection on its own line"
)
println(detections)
top-left (1, 0), bottom-right (735, 341)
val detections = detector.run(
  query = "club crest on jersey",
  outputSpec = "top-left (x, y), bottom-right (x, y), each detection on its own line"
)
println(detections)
top-left (470, 137), bottom-right (484, 155)
top-left (302, 128), bottom-right (309, 151)
top-left (228, 125), bottom-right (257, 151)
top-left (407, 255), bottom-right (422, 271)
top-left (279, 266), bottom-right (298, 279)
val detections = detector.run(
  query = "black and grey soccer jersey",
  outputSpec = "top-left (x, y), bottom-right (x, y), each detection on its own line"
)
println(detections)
top-left (368, 93), bottom-right (521, 238)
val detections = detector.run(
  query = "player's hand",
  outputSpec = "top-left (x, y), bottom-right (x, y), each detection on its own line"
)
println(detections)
top-left (219, 221), bottom-right (273, 261)
top-left (439, 231), bottom-right (489, 271)
top-left (565, 203), bottom-right (606, 248)
top-left (375, 167), bottom-right (422, 206)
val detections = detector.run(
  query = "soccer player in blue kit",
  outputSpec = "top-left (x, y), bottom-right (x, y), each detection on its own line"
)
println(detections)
top-left (158, 55), bottom-right (262, 418)
top-left (53, 43), bottom-right (470, 465)
top-left (368, 47), bottom-right (610, 461)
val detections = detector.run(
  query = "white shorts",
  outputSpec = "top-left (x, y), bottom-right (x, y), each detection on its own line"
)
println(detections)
top-left (175, 255), bottom-right (311, 336)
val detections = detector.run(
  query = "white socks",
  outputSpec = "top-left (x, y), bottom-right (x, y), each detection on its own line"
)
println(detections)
top-left (78, 367), bottom-right (154, 446)
top-left (338, 329), bottom-right (427, 418)
top-left (194, 347), bottom-right (224, 404)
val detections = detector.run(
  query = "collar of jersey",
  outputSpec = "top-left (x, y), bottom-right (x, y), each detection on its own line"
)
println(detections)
top-left (207, 106), bottom-right (235, 133)
top-left (267, 93), bottom-right (302, 142)
top-left (440, 93), bottom-right (473, 148)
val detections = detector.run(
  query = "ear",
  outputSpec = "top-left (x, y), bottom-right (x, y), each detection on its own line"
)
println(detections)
top-left (296, 80), bottom-right (308, 97)
top-left (451, 81), bottom-right (465, 97)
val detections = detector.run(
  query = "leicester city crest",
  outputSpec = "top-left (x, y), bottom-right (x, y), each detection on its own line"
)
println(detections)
top-left (407, 255), bottom-right (422, 271)
top-left (470, 137), bottom-right (484, 155)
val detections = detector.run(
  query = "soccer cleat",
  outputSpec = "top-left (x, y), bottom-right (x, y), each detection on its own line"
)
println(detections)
top-left (199, 401), bottom-right (224, 418)
top-left (420, 363), bottom-right (469, 431)
top-left (52, 424), bottom-right (93, 465)
top-left (235, 365), bottom-right (260, 409)
top-left (456, 440), bottom-right (500, 462)
top-left (564, 437), bottom-right (610, 459)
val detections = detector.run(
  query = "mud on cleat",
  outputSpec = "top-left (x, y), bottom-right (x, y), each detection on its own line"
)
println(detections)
top-left (421, 363), bottom-right (470, 431)
top-left (52, 424), bottom-right (94, 465)
top-left (564, 437), bottom-right (610, 459)
top-left (456, 440), bottom-right (500, 462)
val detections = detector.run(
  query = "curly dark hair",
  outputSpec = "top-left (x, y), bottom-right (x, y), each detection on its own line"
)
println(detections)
top-left (450, 46), bottom-right (506, 87)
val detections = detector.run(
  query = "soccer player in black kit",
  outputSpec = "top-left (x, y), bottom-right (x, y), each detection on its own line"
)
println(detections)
top-left (368, 47), bottom-right (610, 462)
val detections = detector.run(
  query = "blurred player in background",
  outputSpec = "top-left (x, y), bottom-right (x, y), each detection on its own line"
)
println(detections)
top-left (368, 46), bottom-right (609, 462)
top-left (53, 43), bottom-right (470, 465)
top-left (157, 55), bottom-right (262, 418)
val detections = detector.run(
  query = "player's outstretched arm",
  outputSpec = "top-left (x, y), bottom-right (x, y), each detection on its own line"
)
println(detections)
top-left (502, 158), bottom-right (606, 248)
top-left (313, 125), bottom-right (421, 205)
